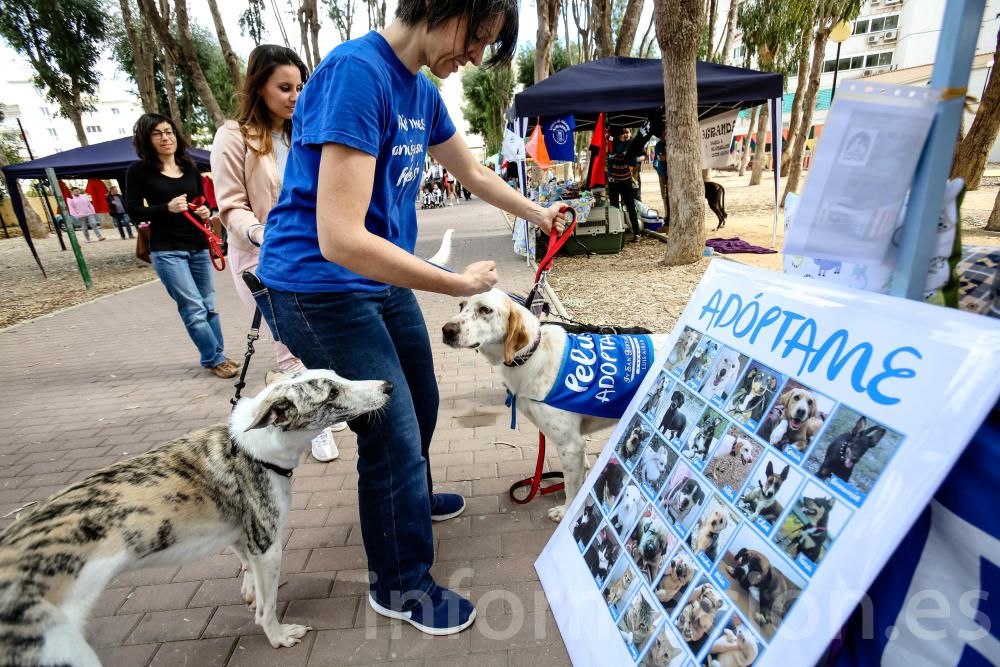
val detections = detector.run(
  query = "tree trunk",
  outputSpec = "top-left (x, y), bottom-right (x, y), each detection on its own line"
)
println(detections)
top-left (562, 1), bottom-right (572, 65)
top-left (23, 196), bottom-right (50, 238)
top-left (739, 105), bottom-right (757, 176)
top-left (782, 20), bottom-right (830, 205)
top-left (68, 95), bottom-right (89, 146)
top-left (120, 0), bottom-right (159, 112)
top-left (783, 29), bottom-right (811, 166)
top-left (139, 0), bottom-right (226, 128)
top-left (594, 0), bottom-right (613, 59)
top-left (951, 25), bottom-right (1000, 190)
top-left (207, 0), bottom-right (243, 89)
top-left (749, 101), bottom-right (768, 185)
top-left (655, 0), bottom-right (706, 266)
top-left (638, 12), bottom-right (656, 57)
top-left (705, 0), bottom-right (718, 59)
top-left (986, 187), bottom-right (1000, 232)
top-left (614, 0), bottom-right (644, 56)
top-left (535, 0), bottom-right (561, 83)
top-left (572, 0), bottom-right (591, 62)
top-left (719, 0), bottom-right (739, 64)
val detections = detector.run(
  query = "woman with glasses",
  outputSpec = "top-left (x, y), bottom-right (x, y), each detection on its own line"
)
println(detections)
top-left (126, 114), bottom-right (238, 379)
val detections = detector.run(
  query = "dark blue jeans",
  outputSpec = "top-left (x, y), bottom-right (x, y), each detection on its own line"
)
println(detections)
top-left (260, 285), bottom-right (437, 606)
top-left (151, 250), bottom-right (227, 368)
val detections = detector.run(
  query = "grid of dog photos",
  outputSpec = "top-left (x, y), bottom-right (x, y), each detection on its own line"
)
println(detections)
top-left (566, 325), bottom-right (905, 665)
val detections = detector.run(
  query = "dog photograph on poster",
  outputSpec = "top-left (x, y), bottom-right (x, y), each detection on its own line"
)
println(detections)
top-left (725, 363), bottom-right (783, 430)
top-left (756, 379), bottom-right (835, 460)
top-left (626, 505), bottom-right (677, 584)
top-left (703, 613), bottom-right (763, 667)
top-left (584, 523), bottom-right (622, 588)
top-left (638, 433), bottom-right (680, 497)
top-left (674, 578), bottom-right (729, 656)
top-left (618, 586), bottom-right (666, 660)
top-left (704, 426), bottom-right (764, 501)
top-left (641, 370), bottom-right (672, 419)
top-left (665, 326), bottom-right (704, 376)
top-left (774, 481), bottom-right (852, 571)
top-left (571, 492), bottom-right (603, 552)
top-left (682, 408), bottom-right (728, 465)
top-left (595, 456), bottom-right (629, 513)
top-left (611, 481), bottom-right (646, 539)
top-left (686, 494), bottom-right (741, 565)
top-left (720, 525), bottom-right (805, 641)
top-left (654, 546), bottom-right (699, 614)
top-left (617, 414), bottom-right (655, 470)
top-left (699, 346), bottom-right (749, 406)
top-left (682, 337), bottom-right (721, 389)
top-left (658, 385), bottom-right (707, 446)
top-left (804, 406), bottom-right (902, 503)
top-left (736, 454), bottom-right (804, 532)
top-left (602, 556), bottom-right (641, 621)
top-left (659, 460), bottom-right (710, 534)
top-left (638, 622), bottom-right (687, 667)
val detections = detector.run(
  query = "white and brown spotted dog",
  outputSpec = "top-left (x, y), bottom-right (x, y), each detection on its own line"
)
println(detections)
top-left (442, 289), bottom-right (668, 522)
top-left (0, 370), bottom-right (392, 667)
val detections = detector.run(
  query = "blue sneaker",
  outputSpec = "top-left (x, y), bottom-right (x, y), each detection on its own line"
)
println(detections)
top-left (430, 493), bottom-right (466, 522)
top-left (368, 584), bottom-right (476, 636)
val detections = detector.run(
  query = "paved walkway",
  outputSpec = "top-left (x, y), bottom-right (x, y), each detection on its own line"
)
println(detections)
top-left (0, 200), bottom-right (609, 666)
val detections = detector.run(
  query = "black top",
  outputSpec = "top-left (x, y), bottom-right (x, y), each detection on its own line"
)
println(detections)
top-left (125, 161), bottom-right (207, 252)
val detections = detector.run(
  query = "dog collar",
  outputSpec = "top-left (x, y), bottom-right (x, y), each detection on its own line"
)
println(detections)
top-left (504, 330), bottom-right (542, 367)
top-left (231, 438), bottom-right (294, 478)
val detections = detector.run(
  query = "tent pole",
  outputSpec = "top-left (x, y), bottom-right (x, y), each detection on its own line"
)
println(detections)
top-left (45, 168), bottom-right (92, 289)
top-left (36, 182), bottom-right (66, 251)
top-left (770, 97), bottom-right (782, 248)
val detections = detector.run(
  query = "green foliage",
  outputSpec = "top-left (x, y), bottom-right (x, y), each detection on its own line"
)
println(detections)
top-left (737, 0), bottom-right (812, 75)
top-left (0, 0), bottom-right (108, 124)
top-left (515, 42), bottom-right (574, 89)
top-left (461, 54), bottom-right (515, 155)
top-left (0, 129), bottom-right (22, 166)
top-left (239, 0), bottom-right (267, 46)
top-left (110, 19), bottom-right (238, 144)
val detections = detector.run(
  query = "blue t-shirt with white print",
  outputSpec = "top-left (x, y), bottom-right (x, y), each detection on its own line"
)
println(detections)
top-left (257, 31), bottom-right (456, 293)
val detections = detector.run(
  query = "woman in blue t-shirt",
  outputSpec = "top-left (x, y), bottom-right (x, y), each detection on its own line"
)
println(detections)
top-left (254, 0), bottom-right (563, 637)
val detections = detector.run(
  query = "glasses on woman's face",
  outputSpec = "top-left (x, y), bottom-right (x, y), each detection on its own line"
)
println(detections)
top-left (151, 129), bottom-right (175, 139)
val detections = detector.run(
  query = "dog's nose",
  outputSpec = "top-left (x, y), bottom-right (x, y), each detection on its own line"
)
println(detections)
top-left (382, 381), bottom-right (394, 396)
top-left (442, 322), bottom-right (459, 342)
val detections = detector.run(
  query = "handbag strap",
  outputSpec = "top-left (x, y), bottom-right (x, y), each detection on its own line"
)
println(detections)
top-left (183, 195), bottom-right (226, 271)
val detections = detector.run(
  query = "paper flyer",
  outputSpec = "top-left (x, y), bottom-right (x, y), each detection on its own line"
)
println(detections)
top-left (535, 261), bottom-right (1000, 667)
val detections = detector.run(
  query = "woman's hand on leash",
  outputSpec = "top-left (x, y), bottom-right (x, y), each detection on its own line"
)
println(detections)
top-left (455, 261), bottom-right (498, 296)
top-left (193, 205), bottom-right (211, 220)
top-left (167, 195), bottom-right (188, 213)
top-left (532, 205), bottom-right (567, 236)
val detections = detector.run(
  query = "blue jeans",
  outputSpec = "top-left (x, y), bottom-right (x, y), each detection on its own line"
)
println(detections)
top-left (151, 250), bottom-right (227, 368)
top-left (259, 285), bottom-right (437, 607)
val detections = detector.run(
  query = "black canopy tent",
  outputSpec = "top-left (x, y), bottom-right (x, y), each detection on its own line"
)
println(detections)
top-left (2, 137), bottom-right (211, 274)
top-left (508, 57), bottom-right (786, 242)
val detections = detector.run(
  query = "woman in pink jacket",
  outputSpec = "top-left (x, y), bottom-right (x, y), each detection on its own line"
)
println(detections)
top-left (211, 45), bottom-right (345, 461)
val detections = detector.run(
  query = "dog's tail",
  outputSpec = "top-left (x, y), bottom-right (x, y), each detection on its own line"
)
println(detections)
top-left (719, 184), bottom-right (727, 219)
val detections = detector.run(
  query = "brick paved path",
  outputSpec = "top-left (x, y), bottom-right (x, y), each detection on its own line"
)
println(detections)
top-left (0, 200), bottom-right (611, 666)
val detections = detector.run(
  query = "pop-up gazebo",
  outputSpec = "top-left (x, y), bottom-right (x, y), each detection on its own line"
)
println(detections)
top-left (2, 137), bottom-right (210, 274)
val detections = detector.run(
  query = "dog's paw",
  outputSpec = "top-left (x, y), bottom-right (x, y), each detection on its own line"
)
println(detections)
top-left (266, 623), bottom-right (312, 648)
top-left (755, 612), bottom-right (768, 627)
top-left (547, 505), bottom-right (567, 522)
top-left (241, 571), bottom-right (256, 609)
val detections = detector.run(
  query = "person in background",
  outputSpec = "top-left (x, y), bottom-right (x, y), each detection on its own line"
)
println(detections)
top-left (211, 44), bottom-right (346, 462)
top-left (106, 185), bottom-right (135, 239)
top-left (66, 187), bottom-right (105, 242)
top-left (654, 136), bottom-right (668, 224)
top-left (127, 113), bottom-right (238, 379)
top-left (607, 127), bottom-right (641, 242)
top-left (253, 0), bottom-right (564, 635)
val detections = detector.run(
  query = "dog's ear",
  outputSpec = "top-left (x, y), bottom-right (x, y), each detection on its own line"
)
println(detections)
top-left (780, 464), bottom-right (790, 480)
top-left (779, 389), bottom-right (793, 407)
top-left (852, 417), bottom-right (868, 435)
top-left (264, 369), bottom-right (294, 386)
top-left (765, 460), bottom-right (775, 477)
top-left (245, 390), bottom-right (298, 431)
top-left (503, 306), bottom-right (531, 365)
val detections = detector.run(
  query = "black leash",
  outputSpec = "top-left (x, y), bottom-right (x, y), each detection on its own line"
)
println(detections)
top-left (232, 272), bottom-right (267, 410)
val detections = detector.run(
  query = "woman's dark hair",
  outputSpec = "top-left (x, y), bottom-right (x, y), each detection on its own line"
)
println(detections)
top-left (395, 0), bottom-right (518, 66)
top-left (132, 113), bottom-right (195, 172)
top-left (237, 44), bottom-right (309, 156)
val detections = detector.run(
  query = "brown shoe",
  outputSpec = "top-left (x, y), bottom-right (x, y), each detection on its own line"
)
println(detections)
top-left (210, 362), bottom-right (239, 379)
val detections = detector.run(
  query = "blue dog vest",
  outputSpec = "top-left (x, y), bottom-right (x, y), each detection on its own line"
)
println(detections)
top-left (539, 333), bottom-right (654, 419)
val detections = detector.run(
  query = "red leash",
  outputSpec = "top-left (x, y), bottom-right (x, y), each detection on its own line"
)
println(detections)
top-left (183, 195), bottom-right (226, 271)
top-left (509, 206), bottom-right (578, 506)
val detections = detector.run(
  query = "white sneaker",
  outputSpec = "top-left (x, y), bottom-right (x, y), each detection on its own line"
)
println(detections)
top-left (330, 422), bottom-right (348, 432)
top-left (310, 427), bottom-right (340, 462)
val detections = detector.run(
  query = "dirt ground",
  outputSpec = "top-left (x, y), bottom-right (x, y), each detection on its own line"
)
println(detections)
top-left (548, 166), bottom-right (1000, 332)
top-left (0, 230), bottom-right (156, 328)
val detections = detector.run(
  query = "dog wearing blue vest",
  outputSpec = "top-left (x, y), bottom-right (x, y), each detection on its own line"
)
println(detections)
top-left (442, 289), bottom-right (669, 522)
